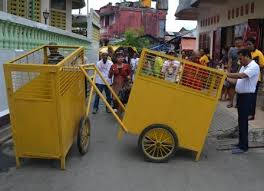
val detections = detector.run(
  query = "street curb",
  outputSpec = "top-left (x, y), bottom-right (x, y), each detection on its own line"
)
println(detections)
top-left (218, 103), bottom-right (264, 143)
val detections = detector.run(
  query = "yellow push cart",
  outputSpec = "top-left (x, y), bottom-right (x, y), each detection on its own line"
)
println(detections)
top-left (81, 48), bottom-right (226, 162)
top-left (4, 45), bottom-right (90, 169)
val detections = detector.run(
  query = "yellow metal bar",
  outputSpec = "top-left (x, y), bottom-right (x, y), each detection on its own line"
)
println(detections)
top-left (4, 64), bottom-right (58, 73)
top-left (207, 74), bottom-right (217, 96)
top-left (3, 64), bottom-right (20, 167)
top-left (46, 45), bottom-right (82, 49)
top-left (91, 65), bottom-right (126, 111)
top-left (43, 46), bottom-right (48, 64)
top-left (141, 48), bottom-right (226, 76)
top-left (85, 69), bottom-right (96, 116)
top-left (56, 47), bottom-right (84, 67)
top-left (8, 45), bottom-right (46, 64)
top-left (80, 66), bottom-right (128, 133)
top-left (81, 64), bottom-right (126, 111)
top-left (83, 64), bottom-right (126, 111)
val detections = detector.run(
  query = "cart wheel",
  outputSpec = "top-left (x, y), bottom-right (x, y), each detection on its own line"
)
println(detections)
top-left (138, 124), bottom-right (177, 163)
top-left (77, 116), bottom-right (91, 155)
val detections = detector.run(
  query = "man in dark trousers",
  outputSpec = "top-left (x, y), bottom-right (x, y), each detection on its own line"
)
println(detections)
top-left (227, 49), bottom-right (260, 154)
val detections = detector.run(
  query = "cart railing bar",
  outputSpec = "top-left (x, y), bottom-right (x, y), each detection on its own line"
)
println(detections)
top-left (80, 65), bottom-right (128, 133)
top-left (81, 64), bottom-right (126, 111)
top-left (85, 70), bottom-right (96, 117)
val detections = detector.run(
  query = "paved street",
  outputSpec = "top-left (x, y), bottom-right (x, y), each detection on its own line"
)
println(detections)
top-left (0, 104), bottom-right (264, 191)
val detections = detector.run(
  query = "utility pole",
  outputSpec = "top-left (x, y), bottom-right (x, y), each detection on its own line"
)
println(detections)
top-left (87, 0), bottom-right (90, 39)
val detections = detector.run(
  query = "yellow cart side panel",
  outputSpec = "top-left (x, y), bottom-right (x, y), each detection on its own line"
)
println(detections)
top-left (123, 77), bottom-right (218, 152)
top-left (59, 74), bottom-right (86, 156)
top-left (12, 99), bottom-right (60, 157)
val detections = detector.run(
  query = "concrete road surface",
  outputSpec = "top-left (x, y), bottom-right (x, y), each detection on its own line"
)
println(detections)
top-left (0, 104), bottom-right (264, 191)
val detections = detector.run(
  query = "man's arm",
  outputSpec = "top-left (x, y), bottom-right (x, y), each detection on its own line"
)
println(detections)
top-left (227, 49), bottom-right (232, 72)
top-left (227, 72), bottom-right (248, 79)
top-left (226, 78), bottom-right (237, 85)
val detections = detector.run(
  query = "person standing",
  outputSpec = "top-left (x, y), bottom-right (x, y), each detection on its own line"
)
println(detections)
top-left (92, 52), bottom-right (113, 114)
top-left (227, 49), bottom-right (260, 154)
top-left (109, 52), bottom-right (132, 112)
top-left (47, 42), bottom-right (64, 64)
top-left (199, 48), bottom-right (210, 66)
top-left (246, 37), bottom-right (264, 120)
top-left (161, 51), bottom-right (180, 82)
top-left (130, 53), bottom-right (139, 80)
top-left (226, 37), bottom-right (244, 108)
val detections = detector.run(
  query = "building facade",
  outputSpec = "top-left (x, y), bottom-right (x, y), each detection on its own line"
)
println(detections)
top-left (176, 0), bottom-right (264, 61)
top-left (99, 2), bottom-right (167, 45)
top-left (0, 0), bottom-right (85, 31)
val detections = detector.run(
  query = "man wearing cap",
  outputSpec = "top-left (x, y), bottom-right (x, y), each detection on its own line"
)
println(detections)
top-left (93, 51), bottom-right (113, 114)
top-left (47, 42), bottom-right (64, 64)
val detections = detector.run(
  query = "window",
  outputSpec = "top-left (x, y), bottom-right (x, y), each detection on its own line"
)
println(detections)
top-left (236, 8), bottom-right (239, 17)
top-left (0, 0), bottom-right (3, 11)
top-left (240, 6), bottom-right (244, 16)
top-left (199, 33), bottom-right (211, 51)
top-left (251, 2), bottom-right (255, 13)
top-left (245, 3), bottom-right (249, 15)
top-left (51, 0), bottom-right (66, 10)
top-left (105, 16), bottom-right (110, 27)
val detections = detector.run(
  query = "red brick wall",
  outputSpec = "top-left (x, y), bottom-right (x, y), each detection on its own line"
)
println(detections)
top-left (100, 6), bottom-right (167, 39)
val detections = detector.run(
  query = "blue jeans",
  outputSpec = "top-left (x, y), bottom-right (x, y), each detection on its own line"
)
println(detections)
top-left (93, 83), bottom-right (112, 110)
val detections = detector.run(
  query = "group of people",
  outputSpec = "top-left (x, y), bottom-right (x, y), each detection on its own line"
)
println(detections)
top-left (144, 51), bottom-right (181, 83)
top-left (92, 51), bottom-right (139, 114)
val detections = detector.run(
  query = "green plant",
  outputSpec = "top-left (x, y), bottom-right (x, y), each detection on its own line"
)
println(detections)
top-left (116, 28), bottom-right (150, 52)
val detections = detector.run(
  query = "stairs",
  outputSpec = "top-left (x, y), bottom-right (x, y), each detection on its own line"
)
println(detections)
top-left (0, 125), bottom-right (12, 146)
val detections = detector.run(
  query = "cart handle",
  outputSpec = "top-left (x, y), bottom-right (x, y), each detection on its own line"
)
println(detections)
top-left (80, 64), bottom-right (128, 133)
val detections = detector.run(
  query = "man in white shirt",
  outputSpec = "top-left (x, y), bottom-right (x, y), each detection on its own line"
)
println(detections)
top-left (93, 52), bottom-right (113, 114)
top-left (227, 49), bottom-right (260, 154)
top-left (130, 53), bottom-right (139, 81)
top-left (161, 51), bottom-right (180, 83)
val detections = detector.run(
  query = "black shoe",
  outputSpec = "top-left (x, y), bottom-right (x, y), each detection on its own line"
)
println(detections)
top-left (248, 115), bottom-right (255, 121)
top-left (92, 108), bottom-right (98, 114)
top-left (232, 148), bottom-right (247, 154)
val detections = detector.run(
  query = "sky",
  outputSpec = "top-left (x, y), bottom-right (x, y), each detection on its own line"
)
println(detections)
top-left (72, 0), bottom-right (197, 32)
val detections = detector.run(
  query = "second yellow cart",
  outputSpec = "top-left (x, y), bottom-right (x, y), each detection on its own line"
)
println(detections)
top-left (81, 48), bottom-right (226, 162)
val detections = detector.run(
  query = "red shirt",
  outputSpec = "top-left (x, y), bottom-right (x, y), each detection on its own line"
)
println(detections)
top-left (109, 63), bottom-right (132, 94)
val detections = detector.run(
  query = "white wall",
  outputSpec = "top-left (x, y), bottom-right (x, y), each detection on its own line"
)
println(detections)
top-left (66, 0), bottom-right (73, 32)
top-left (198, 0), bottom-right (264, 34)
top-left (0, 49), bottom-right (26, 116)
top-left (195, 0), bottom-right (264, 55)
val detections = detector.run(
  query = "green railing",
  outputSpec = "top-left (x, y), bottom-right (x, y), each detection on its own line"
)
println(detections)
top-left (0, 11), bottom-right (90, 50)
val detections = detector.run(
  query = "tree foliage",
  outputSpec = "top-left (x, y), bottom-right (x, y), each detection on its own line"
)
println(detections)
top-left (116, 28), bottom-right (150, 52)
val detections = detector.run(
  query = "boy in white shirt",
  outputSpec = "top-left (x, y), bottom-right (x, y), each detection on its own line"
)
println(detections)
top-left (130, 53), bottom-right (139, 80)
top-left (93, 52), bottom-right (113, 114)
top-left (161, 51), bottom-right (180, 82)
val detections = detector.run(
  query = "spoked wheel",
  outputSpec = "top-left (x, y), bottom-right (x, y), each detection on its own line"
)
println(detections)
top-left (138, 125), bottom-right (177, 162)
top-left (77, 116), bottom-right (91, 155)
